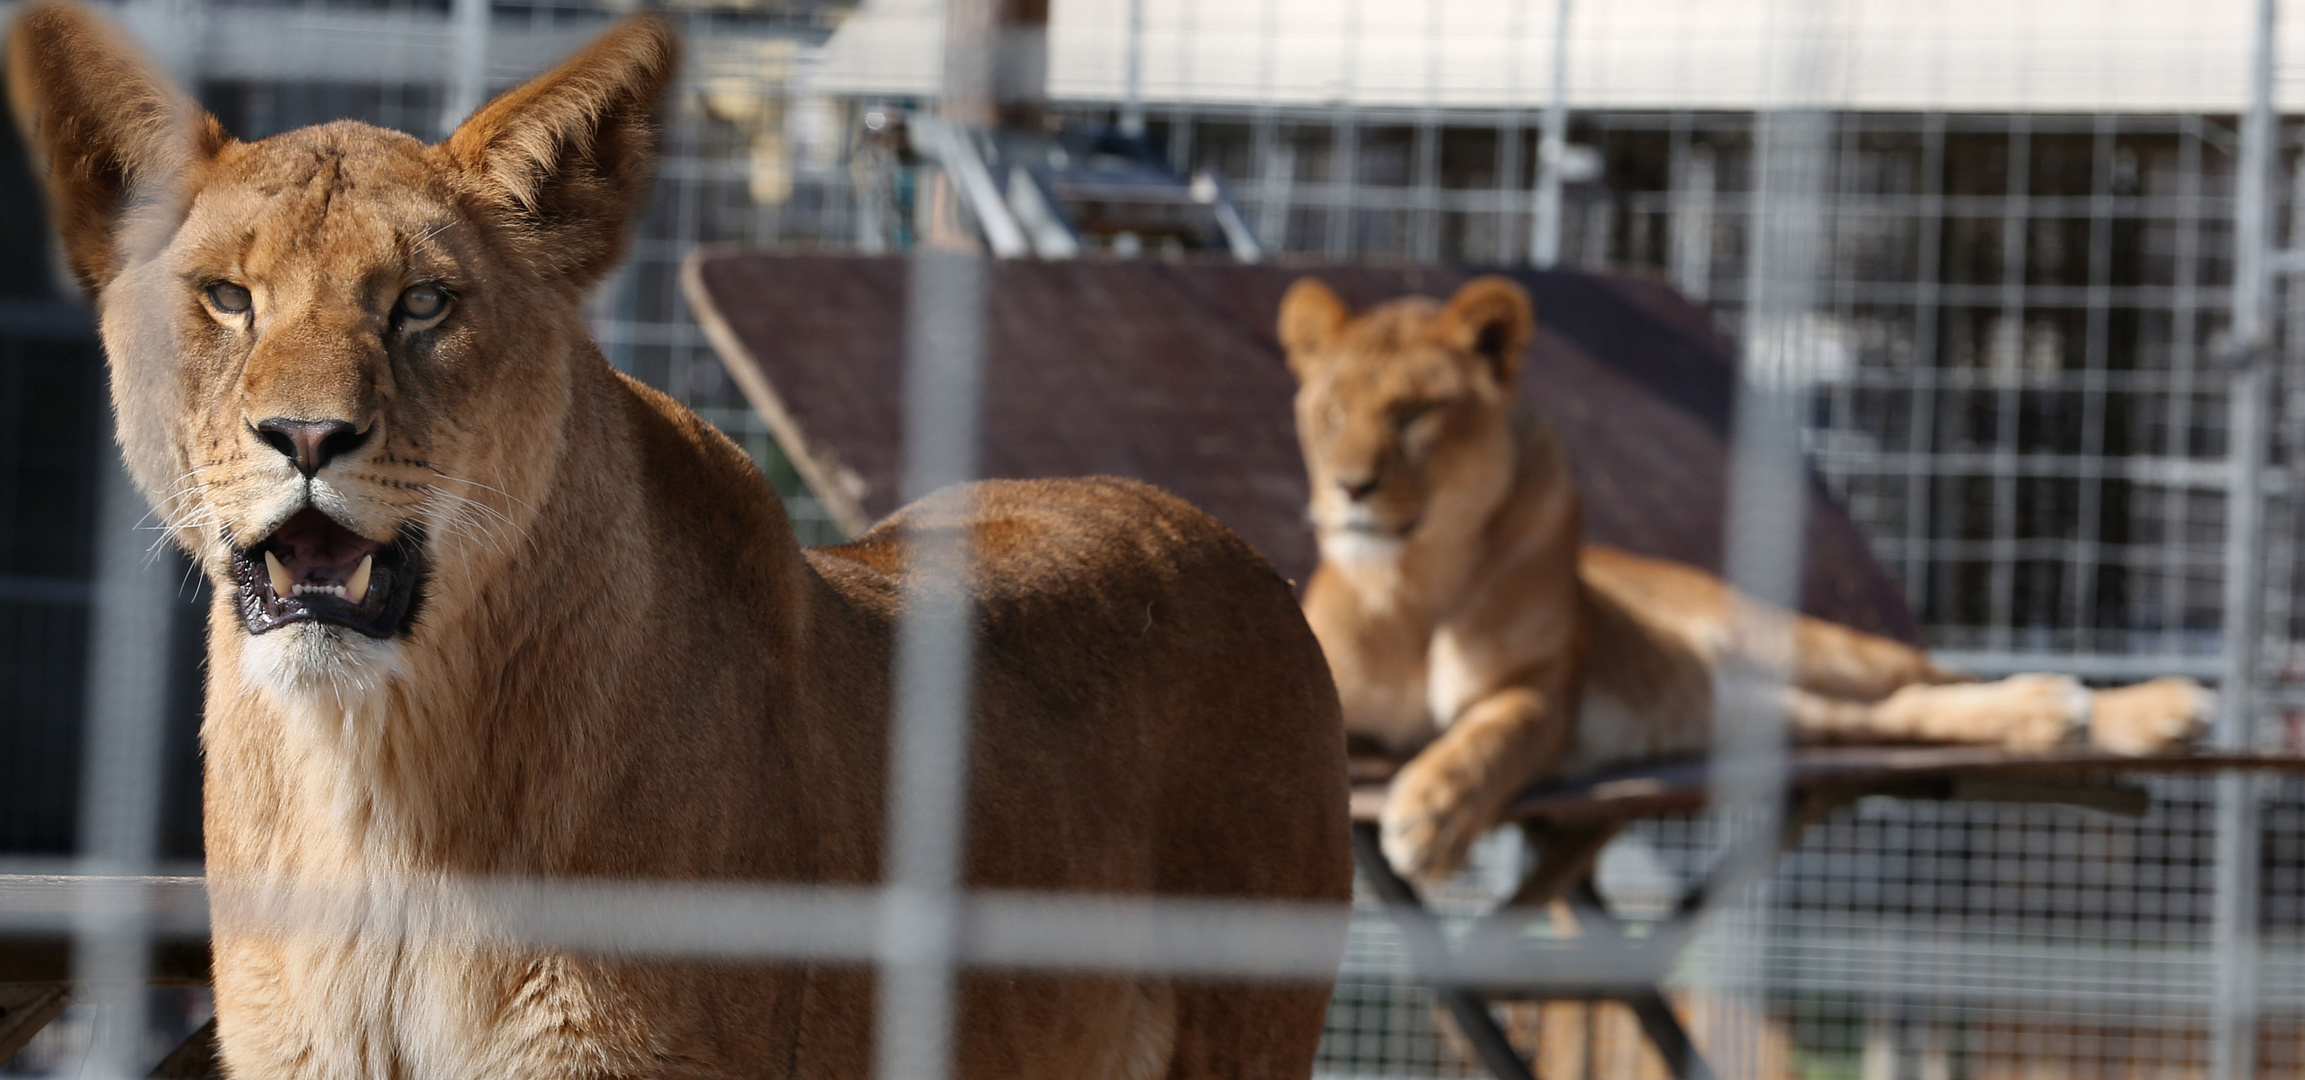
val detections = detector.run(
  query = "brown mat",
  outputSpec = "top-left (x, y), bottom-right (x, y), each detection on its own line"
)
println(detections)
top-left (684, 251), bottom-right (1924, 646)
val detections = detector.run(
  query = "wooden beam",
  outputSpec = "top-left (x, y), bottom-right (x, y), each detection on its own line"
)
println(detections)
top-left (0, 983), bottom-right (68, 1063)
top-left (148, 1018), bottom-right (221, 1079)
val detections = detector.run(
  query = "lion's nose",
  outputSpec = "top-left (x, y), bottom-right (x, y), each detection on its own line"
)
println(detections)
top-left (254, 418), bottom-right (370, 478)
top-left (1336, 474), bottom-right (1379, 502)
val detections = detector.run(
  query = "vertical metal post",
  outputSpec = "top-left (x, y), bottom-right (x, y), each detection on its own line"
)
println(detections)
top-left (1321, 0), bottom-right (1360, 259)
top-left (2211, 4), bottom-right (2275, 1077)
top-left (1490, 0), bottom-right (1528, 264)
top-left (876, 248), bottom-right (984, 1080)
top-left (874, 5), bottom-right (992, 1079)
top-left (74, 461), bottom-right (175, 1079)
top-left (441, 0), bottom-right (490, 138)
top-left (1528, 0), bottom-right (1571, 267)
top-left (1119, 0), bottom-right (1146, 138)
top-left (1704, 4), bottom-right (1836, 1078)
top-left (1671, 144), bottom-right (1716, 303)
top-left (65, 50), bottom-right (205, 1071)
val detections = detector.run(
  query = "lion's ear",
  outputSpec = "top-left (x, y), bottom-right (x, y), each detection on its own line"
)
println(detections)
top-left (1439, 275), bottom-right (1535, 382)
top-left (444, 15), bottom-right (678, 288)
top-left (6, 1), bottom-right (228, 299)
top-left (1278, 277), bottom-right (1351, 380)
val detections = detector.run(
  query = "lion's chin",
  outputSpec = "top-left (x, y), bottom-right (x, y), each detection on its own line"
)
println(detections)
top-left (238, 621), bottom-right (406, 711)
top-left (1319, 528), bottom-right (1409, 565)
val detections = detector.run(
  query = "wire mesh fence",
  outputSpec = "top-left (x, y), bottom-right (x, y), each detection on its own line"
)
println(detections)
top-left (4, 0), bottom-right (2305, 1078)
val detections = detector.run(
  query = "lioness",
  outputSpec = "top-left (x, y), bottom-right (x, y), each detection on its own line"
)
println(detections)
top-left (1281, 275), bottom-right (2210, 883)
top-left (8, 7), bottom-right (1350, 1075)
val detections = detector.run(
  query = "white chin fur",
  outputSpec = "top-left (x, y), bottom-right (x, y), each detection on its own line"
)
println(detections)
top-left (239, 622), bottom-right (404, 712)
top-left (1319, 530), bottom-right (1407, 565)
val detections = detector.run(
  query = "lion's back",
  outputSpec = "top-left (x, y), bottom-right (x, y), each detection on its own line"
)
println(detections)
top-left (812, 477), bottom-right (1351, 903)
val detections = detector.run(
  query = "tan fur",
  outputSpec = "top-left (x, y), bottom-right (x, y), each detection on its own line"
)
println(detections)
top-left (1281, 275), bottom-right (2212, 884)
top-left (8, 6), bottom-right (1351, 1076)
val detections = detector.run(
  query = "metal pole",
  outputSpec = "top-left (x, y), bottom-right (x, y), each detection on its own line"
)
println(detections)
top-left (74, 462), bottom-right (175, 1079)
top-left (875, 247), bottom-right (983, 1080)
top-left (1702, 3), bottom-right (1834, 1076)
top-left (1528, 0), bottom-right (1570, 267)
top-left (875, 4), bottom-right (993, 1077)
top-left (67, 36), bottom-right (199, 1070)
top-left (2211, 5), bottom-right (2275, 1079)
top-left (1119, 0), bottom-right (1146, 138)
top-left (440, 0), bottom-right (490, 137)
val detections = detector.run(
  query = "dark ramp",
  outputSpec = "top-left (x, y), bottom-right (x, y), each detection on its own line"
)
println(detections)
top-left (684, 252), bottom-right (1924, 646)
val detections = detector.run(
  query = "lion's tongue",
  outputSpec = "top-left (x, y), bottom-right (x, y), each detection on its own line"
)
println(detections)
top-left (266, 508), bottom-right (380, 602)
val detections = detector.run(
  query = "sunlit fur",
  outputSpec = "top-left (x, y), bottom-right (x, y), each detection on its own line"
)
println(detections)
top-left (1281, 275), bottom-right (2212, 886)
top-left (10, 5), bottom-right (1351, 1075)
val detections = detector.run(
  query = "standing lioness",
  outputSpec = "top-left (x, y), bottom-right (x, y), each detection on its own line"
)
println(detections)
top-left (8, 7), bottom-right (1350, 1076)
top-left (1282, 275), bottom-right (2209, 884)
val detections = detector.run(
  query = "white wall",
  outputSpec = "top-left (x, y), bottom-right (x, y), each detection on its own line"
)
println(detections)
top-left (816, 0), bottom-right (2305, 113)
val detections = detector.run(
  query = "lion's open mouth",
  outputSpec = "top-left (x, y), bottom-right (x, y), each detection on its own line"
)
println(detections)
top-left (228, 508), bottom-right (425, 638)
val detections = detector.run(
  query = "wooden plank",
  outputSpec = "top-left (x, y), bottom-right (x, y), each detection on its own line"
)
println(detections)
top-left (1350, 749), bottom-right (2305, 824)
top-left (0, 983), bottom-right (68, 1063)
top-left (148, 1018), bottom-right (221, 1079)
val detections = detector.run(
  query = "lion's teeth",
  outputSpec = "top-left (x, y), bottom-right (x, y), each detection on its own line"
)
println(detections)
top-left (264, 551), bottom-right (293, 598)
top-left (347, 555), bottom-right (373, 605)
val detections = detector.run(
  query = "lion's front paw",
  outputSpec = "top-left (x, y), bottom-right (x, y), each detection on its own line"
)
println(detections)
top-left (2088, 677), bottom-right (2213, 755)
top-left (1379, 763), bottom-right (1492, 887)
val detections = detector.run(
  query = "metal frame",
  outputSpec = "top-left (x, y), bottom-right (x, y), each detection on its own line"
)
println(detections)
top-left (1350, 752), bottom-right (2305, 1080)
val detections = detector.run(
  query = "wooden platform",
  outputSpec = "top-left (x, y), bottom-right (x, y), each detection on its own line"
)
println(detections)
top-left (1348, 744), bottom-right (2305, 824)
top-left (1345, 748), bottom-right (2305, 1080)
top-left (682, 251), bottom-right (1927, 646)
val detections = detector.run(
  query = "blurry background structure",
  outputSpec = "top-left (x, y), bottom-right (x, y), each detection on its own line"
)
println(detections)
top-left (9, 0), bottom-right (2305, 1077)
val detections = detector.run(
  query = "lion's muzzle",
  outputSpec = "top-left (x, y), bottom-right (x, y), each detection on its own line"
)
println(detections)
top-left (229, 508), bottom-right (425, 638)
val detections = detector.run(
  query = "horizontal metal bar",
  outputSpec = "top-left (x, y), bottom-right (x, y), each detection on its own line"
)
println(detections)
top-left (1816, 369), bottom-right (2233, 392)
top-left (1808, 451), bottom-right (2259, 491)
top-left (0, 299), bottom-right (97, 342)
top-left (0, 576), bottom-right (96, 606)
top-left (1064, 100), bottom-right (2254, 134)
top-left (1931, 650), bottom-right (2225, 679)
top-left (0, 875), bottom-right (1359, 982)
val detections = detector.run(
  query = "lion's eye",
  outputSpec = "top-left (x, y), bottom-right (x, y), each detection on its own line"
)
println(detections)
top-left (1394, 403), bottom-right (1435, 431)
top-left (398, 284), bottom-right (449, 322)
top-left (206, 282), bottom-right (252, 315)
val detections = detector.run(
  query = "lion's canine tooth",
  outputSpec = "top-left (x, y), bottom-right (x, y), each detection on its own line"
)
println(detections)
top-left (347, 554), bottom-right (373, 605)
top-left (265, 551), bottom-right (293, 599)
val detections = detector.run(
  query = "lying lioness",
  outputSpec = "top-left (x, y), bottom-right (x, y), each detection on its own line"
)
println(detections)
top-left (9, 7), bottom-right (1349, 1074)
top-left (1280, 275), bottom-right (2209, 883)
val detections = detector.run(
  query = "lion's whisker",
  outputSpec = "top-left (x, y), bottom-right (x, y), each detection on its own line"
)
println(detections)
top-left (421, 486), bottom-right (534, 556)
top-left (429, 469), bottom-right (538, 515)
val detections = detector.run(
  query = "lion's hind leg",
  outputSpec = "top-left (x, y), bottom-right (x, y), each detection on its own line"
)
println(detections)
top-left (1584, 546), bottom-right (1959, 702)
top-left (1784, 611), bottom-right (1963, 700)
top-left (1787, 673), bottom-right (2208, 755)
top-left (1782, 674), bottom-right (2088, 750)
